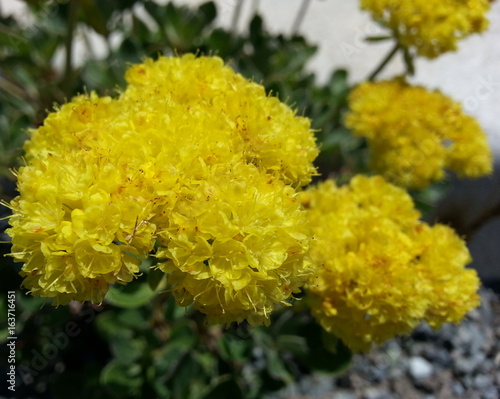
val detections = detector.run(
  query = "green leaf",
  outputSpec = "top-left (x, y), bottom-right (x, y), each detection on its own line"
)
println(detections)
top-left (192, 351), bottom-right (217, 376)
top-left (16, 294), bottom-right (47, 315)
top-left (0, 28), bottom-right (28, 48)
top-left (203, 28), bottom-right (240, 57)
top-left (319, 127), bottom-right (363, 162)
top-left (147, 267), bottom-right (165, 291)
top-left (249, 15), bottom-right (264, 47)
top-left (100, 361), bottom-right (143, 398)
top-left (117, 308), bottom-right (149, 329)
top-left (172, 353), bottom-right (205, 399)
top-left (276, 334), bottom-right (307, 356)
top-left (169, 320), bottom-right (199, 349)
top-left (266, 347), bottom-right (292, 382)
top-left (81, 60), bottom-right (121, 92)
top-left (105, 281), bottom-right (156, 309)
top-left (402, 47), bottom-right (415, 76)
top-left (132, 14), bottom-right (152, 42)
top-left (153, 321), bottom-right (198, 376)
top-left (151, 380), bottom-right (171, 399)
top-left (116, 38), bottom-right (143, 64)
top-left (365, 35), bottom-right (392, 42)
top-left (300, 322), bottom-right (353, 373)
top-left (198, 2), bottom-right (217, 26)
top-left (268, 311), bottom-right (353, 374)
top-left (82, 0), bottom-right (138, 21)
top-left (154, 343), bottom-right (190, 376)
top-left (329, 69), bottom-right (349, 96)
top-left (163, 293), bottom-right (186, 322)
top-left (253, 329), bottom-right (292, 383)
top-left (79, 0), bottom-right (109, 37)
top-left (95, 310), bottom-right (133, 341)
top-left (111, 334), bottom-right (147, 365)
top-left (143, 1), bottom-right (166, 28)
top-left (217, 332), bottom-right (251, 363)
top-left (410, 180), bottom-right (448, 216)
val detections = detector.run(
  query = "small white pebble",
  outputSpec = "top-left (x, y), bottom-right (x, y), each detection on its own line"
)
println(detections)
top-left (408, 356), bottom-right (434, 380)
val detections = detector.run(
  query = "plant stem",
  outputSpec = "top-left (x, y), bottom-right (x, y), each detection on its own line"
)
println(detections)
top-left (62, 0), bottom-right (78, 96)
top-left (367, 43), bottom-right (399, 82)
top-left (0, 75), bottom-right (28, 101)
top-left (231, 0), bottom-right (244, 34)
top-left (291, 0), bottom-right (311, 35)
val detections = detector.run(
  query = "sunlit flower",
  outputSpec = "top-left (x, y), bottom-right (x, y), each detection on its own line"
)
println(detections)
top-left (155, 162), bottom-right (314, 326)
top-left (7, 149), bottom-right (157, 305)
top-left (122, 54), bottom-right (318, 187)
top-left (360, 0), bottom-right (491, 58)
top-left (345, 80), bottom-right (492, 189)
top-left (303, 175), bottom-right (480, 352)
top-left (6, 54), bottom-right (319, 318)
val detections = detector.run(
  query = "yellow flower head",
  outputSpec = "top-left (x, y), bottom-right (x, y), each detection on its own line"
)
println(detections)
top-left (123, 54), bottom-right (318, 187)
top-left (155, 162), bottom-right (314, 326)
top-left (8, 149), bottom-right (157, 305)
top-left (303, 175), bottom-right (480, 352)
top-left (7, 55), bottom-right (318, 320)
top-left (346, 80), bottom-right (492, 189)
top-left (360, 0), bottom-right (491, 58)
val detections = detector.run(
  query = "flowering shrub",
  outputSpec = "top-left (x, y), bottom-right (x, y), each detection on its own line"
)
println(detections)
top-left (7, 55), bottom-right (318, 325)
top-left (302, 176), bottom-right (479, 352)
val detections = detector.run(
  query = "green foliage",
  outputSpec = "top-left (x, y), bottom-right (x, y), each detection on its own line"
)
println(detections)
top-left (0, 266), bottom-right (352, 398)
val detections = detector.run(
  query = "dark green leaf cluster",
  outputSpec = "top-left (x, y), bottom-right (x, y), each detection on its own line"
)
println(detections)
top-left (0, 261), bottom-right (351, 399)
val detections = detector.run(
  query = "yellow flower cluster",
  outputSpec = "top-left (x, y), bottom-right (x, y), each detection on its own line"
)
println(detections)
top-left (9, 95), bottom-right (158, 305)
top-left (155, 163), bottom-right (312, 326)
top-left (346, 80), bottom-right (492, 189)
top-left (302, 175), bottom-right (480, 352)
top-left (360, 0), bottom-right (491, 58)
top-left (122, 55), bottom-right (318, 187)
top-left (7, 55), bottom-right (318, 324)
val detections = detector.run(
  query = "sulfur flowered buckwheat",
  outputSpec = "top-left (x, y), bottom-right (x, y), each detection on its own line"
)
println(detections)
top-left (154, 162), bottom-right (314, 326)
top-left (302, 175), bottom-right (480, 352)
top-left (345, 80), bottom-right (492, 189)
top-left (360, 0), bottom-right (491, 58)
top-left (6, 55), bottom-right (319, 321)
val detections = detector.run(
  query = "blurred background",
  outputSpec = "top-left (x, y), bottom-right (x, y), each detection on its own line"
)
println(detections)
top-left (1, 1), bottom-right (499, 398)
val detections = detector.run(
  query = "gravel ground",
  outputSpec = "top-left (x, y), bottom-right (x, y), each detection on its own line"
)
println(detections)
top-left (269, 288), bottom-right (500, 399)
